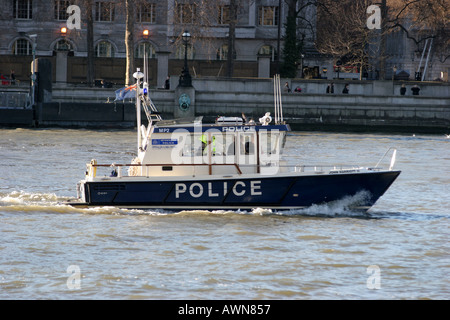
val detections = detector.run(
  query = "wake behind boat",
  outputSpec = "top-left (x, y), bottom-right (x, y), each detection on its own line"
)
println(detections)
top-left (67, 72), bottom-right (400, 212)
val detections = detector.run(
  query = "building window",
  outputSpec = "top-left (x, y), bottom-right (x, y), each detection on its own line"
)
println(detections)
top-left (218, 6), bottom-right (230, 25)
top-left (216, 44), bottom-right (236, 61)
top-left (135, 42), bottom-right (155, 59)
top-left (175, 44), bottom-right (194, 60)
top-left (12, 39), bottom-right (32, 55)
top-left (137, 2), bottom-right (156, 23)
top-left (217, 44), bottom-right (227, 60)
top-left (54, 0), bottom-right (72, 20)
top-left (258, 45), bottom-right (277, 61)
top-left (95, 1), bottom-right (115, 22)
top-left (259, 6), bottom-right (278, 26)
top-left (95, 41), bottom-right (115, 57)
top-left (13, 0), bottom-right (33, 20)
top-left (174, 3), bottom-right (197, 24)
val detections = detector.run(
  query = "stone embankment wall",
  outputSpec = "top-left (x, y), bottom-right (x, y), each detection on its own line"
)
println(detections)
top-left (1, 78), bottom-right (449, 132)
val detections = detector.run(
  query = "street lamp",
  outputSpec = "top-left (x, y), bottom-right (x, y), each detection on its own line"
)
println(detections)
top-left (178, 30), bottom-right (192, 87)
top-left (143, 29), bottom-right (149, 39)
top-left (392, 65), bottom-right (397, 81)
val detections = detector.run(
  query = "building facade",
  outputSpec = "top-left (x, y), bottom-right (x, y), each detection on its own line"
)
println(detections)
top-left (1, 0), bottom-right (299, 87)
top-left (0, 0), bottom-right (447, 88)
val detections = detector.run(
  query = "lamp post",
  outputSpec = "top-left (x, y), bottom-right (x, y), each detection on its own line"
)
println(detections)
top-left (29, 34), bottom-right (37, 107)
top-left (178, 30), bottom-right (192, 87)
top-left (300, 53), bottom-right (305, 78)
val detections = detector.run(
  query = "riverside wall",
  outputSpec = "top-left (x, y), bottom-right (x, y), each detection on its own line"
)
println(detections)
top-left (1, 78), bottom-right (449, 133)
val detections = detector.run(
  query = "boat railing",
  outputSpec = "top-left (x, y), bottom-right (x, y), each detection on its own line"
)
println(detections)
top-left (292, 164), bottom-right (365, 174)
top-left (86, 162), bottom-right (244, 178)
top-left (85, 160), bottom-right (391, 180)
top-left (375, 147), bottom-right (397, 171)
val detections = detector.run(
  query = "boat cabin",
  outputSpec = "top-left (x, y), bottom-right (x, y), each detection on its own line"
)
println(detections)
top-left (131, 117), bottom-right (290, 178)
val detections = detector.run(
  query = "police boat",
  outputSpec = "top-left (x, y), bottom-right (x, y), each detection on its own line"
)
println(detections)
top-left (67, 72), bottom-right (400, 212)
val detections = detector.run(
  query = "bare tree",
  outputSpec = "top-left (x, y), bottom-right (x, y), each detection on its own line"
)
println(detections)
top-left (167, 1), bottom-right (242, 78)
top-left (315, 0), bottom-right (376, 80)
top-left (281, 0), bottom-right (325, 78)
top-left (125, 0), bottom-right (135, 86)
top-left (386, 0), bottom-right (449, 63)
top-left (226, 0), bottom-right (238, 77)
top-left (85, 0), bottom-right (95, 87)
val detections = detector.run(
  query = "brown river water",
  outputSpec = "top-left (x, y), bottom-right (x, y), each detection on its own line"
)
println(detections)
top-left (0, 128), bottom-right (448, 299)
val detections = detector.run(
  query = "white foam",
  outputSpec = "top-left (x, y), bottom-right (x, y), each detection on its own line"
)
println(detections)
top-left (279, 190), bottom-right (372, 217)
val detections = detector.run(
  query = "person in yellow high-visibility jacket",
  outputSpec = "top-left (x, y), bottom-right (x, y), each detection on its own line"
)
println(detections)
top-left (200, 134), bottom-right (216, 155)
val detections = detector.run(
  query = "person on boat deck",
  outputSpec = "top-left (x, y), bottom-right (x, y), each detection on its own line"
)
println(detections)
top-left (110, 168), bottom-right (118, 177)
top-left (244, 141), bottom-right (254, 155)
top-left (200, 135), bottom-right (216, 155)
top-left (242, 113), bottom-right (256, 125)
top-left (241, 112), bottom-right (247, 124)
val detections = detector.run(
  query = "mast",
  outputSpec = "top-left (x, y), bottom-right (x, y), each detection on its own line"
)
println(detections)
top-left (133, 68), bottom-right (144, 153)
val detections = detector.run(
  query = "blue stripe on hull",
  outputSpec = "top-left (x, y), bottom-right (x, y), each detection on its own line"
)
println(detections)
top-left (84, 171), bottom-right (400, 211)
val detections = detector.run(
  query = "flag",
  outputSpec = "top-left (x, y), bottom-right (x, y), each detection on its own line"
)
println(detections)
top-left (114, 84), bottom-right (136, 101)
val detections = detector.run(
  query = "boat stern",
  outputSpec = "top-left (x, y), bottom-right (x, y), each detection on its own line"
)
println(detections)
top-left (76, 180), bottom-right (85, 201)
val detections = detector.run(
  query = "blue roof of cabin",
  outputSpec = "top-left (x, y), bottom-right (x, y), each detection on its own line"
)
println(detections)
top-left (152, 124), bottom-right (291, 133)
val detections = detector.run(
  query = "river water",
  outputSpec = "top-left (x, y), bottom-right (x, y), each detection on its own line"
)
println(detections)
top-left (0, 128), bottom-right (448, 300)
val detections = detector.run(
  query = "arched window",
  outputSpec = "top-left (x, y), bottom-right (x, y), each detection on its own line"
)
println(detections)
top-left (135, 42), bottom-right (156, 59)
top-left (175, 44), bottom-right (194, 60)
top-left (54, 39), bottom-right (73, 52)
top-left (95, 41), bottom-right (115, 57)
top-left (11, 38), bottom-right (32, 55)
top-left (258, 45), bottom-right (277, 61)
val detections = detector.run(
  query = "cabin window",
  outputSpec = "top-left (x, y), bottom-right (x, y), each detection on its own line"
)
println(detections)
top-left (260, 131), bottom-right (279, 155)
top-left (225, 135), bottom-right (235, 156)
top-left (240, 133), bottom-right (255, 155)
top-left (179, 133), bottom-right (236, 159)
top-left (180, 134), bottom-right (201, 157)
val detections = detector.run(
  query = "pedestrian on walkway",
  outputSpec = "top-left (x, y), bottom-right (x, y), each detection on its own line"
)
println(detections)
top-left (342, 84), bottom-right (349, 94)
top-left (411, 85), bottom-right (420, 96)
top-left (326, 82), bottom-right (334, 93)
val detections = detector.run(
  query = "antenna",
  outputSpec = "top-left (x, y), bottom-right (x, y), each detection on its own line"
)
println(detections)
top-left (273, 74), bottom-right (283, 124)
